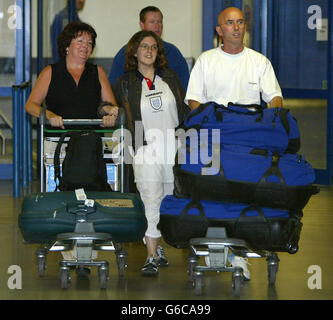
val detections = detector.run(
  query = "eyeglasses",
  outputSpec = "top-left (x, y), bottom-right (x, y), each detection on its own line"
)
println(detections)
top-left (139, 44), bottom-right (158, 51)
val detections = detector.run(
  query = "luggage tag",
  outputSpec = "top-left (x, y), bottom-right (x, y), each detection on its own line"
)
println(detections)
top-left (84, 199), bottom-right (95, 207)
top-left (75, 188), bottom-right (87, 201)
top-left (75, 188), bottom-right (95, 207)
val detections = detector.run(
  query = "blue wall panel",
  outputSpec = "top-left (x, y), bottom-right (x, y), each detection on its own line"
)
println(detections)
top-left (275, 0), bottom-right (328, 90)
top-left (203, 0), bottom-right (243, 51)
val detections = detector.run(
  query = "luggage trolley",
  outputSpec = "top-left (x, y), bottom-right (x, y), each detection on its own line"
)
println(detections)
top-left (34, 109), bottom-right (129, 289)
top-left (187, 227), bottom-right (283, 297)
top-left (40, 112), bottom-right (125, 193)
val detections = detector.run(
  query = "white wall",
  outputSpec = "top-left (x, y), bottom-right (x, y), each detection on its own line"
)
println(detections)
top-left (80, 0), bottom-right (202, 59)
top-left (29, 0), bottom-right (202, 59)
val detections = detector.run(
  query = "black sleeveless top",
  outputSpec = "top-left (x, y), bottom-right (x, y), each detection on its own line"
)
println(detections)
top-left (46, 60), bottom-right (101, 119)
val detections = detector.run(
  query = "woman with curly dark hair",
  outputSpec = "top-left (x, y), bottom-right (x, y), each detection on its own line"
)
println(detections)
top-left (56, 19), bottom-right (96, 60)
top-left (113, 30), bottom-right (189, 277)
top-left (26, 21), bottom-right (118, 129)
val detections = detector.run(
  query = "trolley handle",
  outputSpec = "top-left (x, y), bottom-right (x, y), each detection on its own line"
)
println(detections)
top-left (40, 107), bottom-right (126, 127)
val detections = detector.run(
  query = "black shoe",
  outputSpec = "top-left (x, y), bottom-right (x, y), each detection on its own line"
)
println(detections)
top-left (76, 267), bottom-right (91, 278)
top-left (157, 245), bottom-right (169, 267)
top-left (141, 257), bottom-right (158, 276)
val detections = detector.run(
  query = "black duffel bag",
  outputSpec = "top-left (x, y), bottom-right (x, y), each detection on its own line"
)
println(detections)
top-left (159, 195), bottom-right (302, 253)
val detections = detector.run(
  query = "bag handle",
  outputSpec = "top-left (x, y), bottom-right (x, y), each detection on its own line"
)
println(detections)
top-left (235, 205), bottom-right (273, 242)
top-left (227, 102), bottom-right (264, 114)
top-left (179, 200), bottom-right (208, 221)
top-left (252, 151), bottom-right (289, 204)
top-left (250, 150), bottom-right (286, 186)
top-left (214, 102), bottom-right (264, 124)
top-left (259, 152), bottom-right (286, 186)
top-left (238, 205), bottom-right (267, 221)
top-left (66, 202), bottom-right (96, 215)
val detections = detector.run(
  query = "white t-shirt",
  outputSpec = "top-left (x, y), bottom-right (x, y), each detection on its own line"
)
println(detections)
top-left (133, 74), bottom-right (179, 183)
top-left (185, 46), bottom-right (282, 106)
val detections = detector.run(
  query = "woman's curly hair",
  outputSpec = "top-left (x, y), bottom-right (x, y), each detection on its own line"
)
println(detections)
top-left (125, 30), bottom-right (168, 71)
top-left (57, 21), bottom-right (97, 60)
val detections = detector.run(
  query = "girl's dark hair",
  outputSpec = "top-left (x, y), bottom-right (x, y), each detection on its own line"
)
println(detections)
top-left (125, 30), bottom-right (168, 71)
top-left (57, 21), bottom-right (97, 59)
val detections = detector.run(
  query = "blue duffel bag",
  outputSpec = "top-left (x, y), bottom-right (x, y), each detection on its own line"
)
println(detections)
top-left (174, 144), bottom-right (319, 210)
top-left (158, 195), bottom-right (302, 252)
top-left (178, 102), bottom-right (300, 154)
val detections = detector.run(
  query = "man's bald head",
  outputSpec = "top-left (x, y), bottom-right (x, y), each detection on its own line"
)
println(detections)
top-left (217, 7), bottom-right (245, 26)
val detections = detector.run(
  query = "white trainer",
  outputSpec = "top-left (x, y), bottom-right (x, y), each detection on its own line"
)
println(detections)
top-left (205, 255), bottom-right (210, 267)
top-left (228, 254), bottom-right (251, 280)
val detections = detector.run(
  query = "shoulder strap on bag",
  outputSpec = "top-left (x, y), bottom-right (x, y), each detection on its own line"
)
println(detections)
top-left (277, 108), bottom-right (290, 134)
top-left (120, 79), bottom-right (135, 132)
top-left (53, 131), bottom-right (72, 191)
top-left (272, 108), bottom-right (300, 153)
top-left (179, 102), bottom-right (216, 131)
top-left (214, 105), bottom-right (224, 122)
top-left (186, 102), bottom-right (213, 123)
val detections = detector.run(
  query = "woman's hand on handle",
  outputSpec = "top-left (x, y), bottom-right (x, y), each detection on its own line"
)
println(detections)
top-left (102, 106), bottom-right (119, 127)
top-left (48, 113), bottom-right (64, 129)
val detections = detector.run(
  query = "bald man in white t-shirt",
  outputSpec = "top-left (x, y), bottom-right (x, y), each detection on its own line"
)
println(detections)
top-left (185, 7), bottom-right (283, 280)
top-left (186, 7), bottom-right (283, 110)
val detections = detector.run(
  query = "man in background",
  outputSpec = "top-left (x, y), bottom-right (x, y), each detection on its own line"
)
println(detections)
top-left (109, 6), bottom-right (190, 91)
top-left (51, 0), bottom-right (86, 62)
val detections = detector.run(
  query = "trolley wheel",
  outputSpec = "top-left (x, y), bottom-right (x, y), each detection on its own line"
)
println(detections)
top-left (193, 273), bottom-right (204, 296)
top-left (116, 255), bottom-right (127, 277)
top-left (287, 244), bottom-right (299, 254)
top-left (37, 256), bottom-right (46, 277)
top-left (59, 268), bottom-right (71, 289)
top-left (268, 263), bottom-right (278, 286)
top-left (187, 260), bottom-right (198, 282)
top-left (267, 254), bottom-right (279, 286)
top-left (232, 273), bottom-right (243, 297)
top-left (98, 267), bottom-right (109, 289)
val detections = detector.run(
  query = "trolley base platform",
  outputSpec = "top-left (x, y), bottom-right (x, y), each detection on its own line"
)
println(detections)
top-left (187, 227), bottom-right (281, 297)
top-left (18, 191), bottom-right (147, 289)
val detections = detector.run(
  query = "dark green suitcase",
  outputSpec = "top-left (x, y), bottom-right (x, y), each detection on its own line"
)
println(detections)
top-left (19, 191), bottom-right (147, 244)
